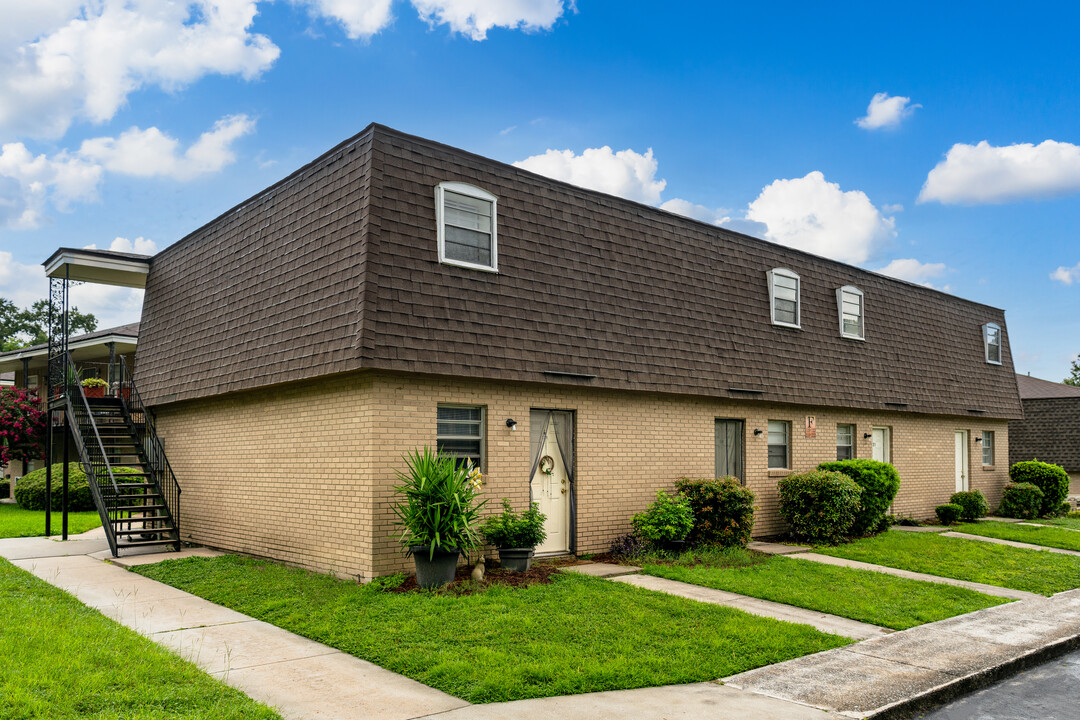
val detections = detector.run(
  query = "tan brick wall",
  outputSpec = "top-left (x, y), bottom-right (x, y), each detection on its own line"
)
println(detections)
top-left (156, 370), bottom-right (1011, 578)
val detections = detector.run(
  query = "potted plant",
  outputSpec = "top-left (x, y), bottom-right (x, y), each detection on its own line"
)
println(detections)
top-left (632, 489), bottom-right (694, 553)
top-left (392, 448), bottom-right (486, 588)
top-left (481, 499), bottom-right (547, 572)
top-left (81, 377), bottom-right (109, 399)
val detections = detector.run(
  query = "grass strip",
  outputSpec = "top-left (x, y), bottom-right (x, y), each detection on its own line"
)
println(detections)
top-left (0, 559), bottom-right (281, 720)
top-left (0, 503), bottom-right (102, 538)
top-left (1040, 515), bottom-right (1080, 531)
top-left (641, 551), bottom-right (1010, 630)
top-left (953, 522), bottom-right (1080, 552)
top-left (135, 555), bottom-right (850, 704)
top-left (816, 529), bottom-right (1080, 596)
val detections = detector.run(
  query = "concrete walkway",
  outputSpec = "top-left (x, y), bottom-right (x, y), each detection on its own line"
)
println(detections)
top-left (606, 572), bottom-right (890, 640)
top-left (942, 530), bottom-right (1080, 557)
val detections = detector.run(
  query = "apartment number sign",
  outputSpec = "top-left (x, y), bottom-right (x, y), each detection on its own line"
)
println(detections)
top-left (805, 415), bottom-right (817, 438)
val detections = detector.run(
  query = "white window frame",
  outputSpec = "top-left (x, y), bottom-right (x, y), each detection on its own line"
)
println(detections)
top-left (767, 268), bottom-right (801, 329)
top-left (436, 404), bottom-right (486, 470)
top-left (836, 285), bottom-right (865, 340)
top-left (767, 420), bottom-right (790, 469)
top-left (982, 430), bottom-right (994, 466)
top-left (836, 423), bottom-right (855, 461)
top-left (435, 182), bottom-right (498, 273)
top-left (982, 323), bottom-right (1002, 365)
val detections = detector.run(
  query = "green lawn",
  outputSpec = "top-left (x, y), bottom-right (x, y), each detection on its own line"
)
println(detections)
top-left (0, 559), bottom-right (281, 720)
top-left (816, 529), bottom-right (1080, 596)
top-left (1040, 515), bottom-right (1080, 531)
top-left (135, 555), bottom-right (850, 704)
top-left (641, 549), bottom-right (1010, 630)
top-left (0, 503), bottom-right (102, 539)
top-left (954, 522), bottom-right (1080, 553)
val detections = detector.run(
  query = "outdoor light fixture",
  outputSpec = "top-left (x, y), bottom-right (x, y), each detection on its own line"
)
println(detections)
top-left (864, 432), bottom-right (873, 439)
top-left (975, 436), bottom-right (982, 443)
top-left (506, 418), bottom-right (518, 431)
top-left (753, 428), bottom-right (763, 436)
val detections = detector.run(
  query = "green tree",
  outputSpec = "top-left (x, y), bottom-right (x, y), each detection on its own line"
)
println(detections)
top-left (1066, 356), bottom-right (1080, 387)
top-left (0, 296), bottom-right (98, 350)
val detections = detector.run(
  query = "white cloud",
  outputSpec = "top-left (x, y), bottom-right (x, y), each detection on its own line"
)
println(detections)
top-left (412, 0), bottom-right (569, 40)
top-left (0, 1), bottom-right (279, 139)
top-left (881, 203), bottom-right (904, 213)
top-left (919, 140), bottom-right (1080, 205)
top-left (876, 258), bottom-right (950, 290)
top-left (295, 0), bottom-right (395, 40)
top-left (83, 236), bottom-right (159, 255)
top-left (744, 171), bottom-right (896, 264)
top-left (660, 198), bottom-right (729, 225)
top-left (78, 114), bottom-right (255, 180)
top-left (514, 146), bottom-right (666, 204)
top-left (855, 92), bottom-right (920, 130)
top-left (1051, 262), bottom-right (1080, 285)
top-left (0, 142), bottom-right (102, 228)
top-left (0, 251), bottom-right (48, 308)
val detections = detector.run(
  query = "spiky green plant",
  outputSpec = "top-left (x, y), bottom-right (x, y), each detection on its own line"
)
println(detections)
top-left (392, 447), bottom-right (487, 559)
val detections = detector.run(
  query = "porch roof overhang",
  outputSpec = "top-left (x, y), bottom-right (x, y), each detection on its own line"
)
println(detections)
top-left (0, 333), bottom-right (138, 374)
top-left (43, 247), bottom-right (151, 288)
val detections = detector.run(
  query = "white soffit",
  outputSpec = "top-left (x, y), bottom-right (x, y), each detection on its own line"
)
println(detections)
top-left (44, 250), bottom-right (149, 288)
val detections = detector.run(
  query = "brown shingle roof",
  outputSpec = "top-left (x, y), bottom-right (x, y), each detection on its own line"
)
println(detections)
top-left (1015, 373), bottom-right (1080, 399)
top-left (0, 322), bottom-right (140, 360)
top-left (135, 124), bottom-right (1022, 419)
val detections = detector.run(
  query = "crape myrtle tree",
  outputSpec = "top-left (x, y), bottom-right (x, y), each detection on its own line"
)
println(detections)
top-left (0, 387), bottom-right (46, 467)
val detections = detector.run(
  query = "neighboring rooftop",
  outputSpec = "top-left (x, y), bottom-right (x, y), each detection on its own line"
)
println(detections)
top-left (1016, 373), bottom-right (1080, 400)
top-left (0, 323), bottom-right (140, 374)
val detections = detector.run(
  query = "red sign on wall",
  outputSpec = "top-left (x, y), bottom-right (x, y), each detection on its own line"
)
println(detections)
top-left (805, 415), bottom-right (817, 438)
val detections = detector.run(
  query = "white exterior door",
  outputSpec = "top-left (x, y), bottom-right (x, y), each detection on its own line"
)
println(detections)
top-left (872, 427), bottom-right (890, 463)
top-left (955, 431), bottom-right (969, 492)
top-left (531, 416), bottom-right (570, 554)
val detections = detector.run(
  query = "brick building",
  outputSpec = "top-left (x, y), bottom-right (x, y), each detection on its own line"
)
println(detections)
top-left (1010, 374), bottom-right (1080, 495)
top-left (42, 124), bottom-right (1022, 578)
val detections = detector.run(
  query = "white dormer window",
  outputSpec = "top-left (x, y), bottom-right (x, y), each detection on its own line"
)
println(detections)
top-left (983, 323), bottom-right (1002, 365)
top-left (836, 286), bottom-right (864, 340)
top-left (435, 182), bottom-right (498, 272)
top-left (767, 268), bottom-right (801, 328)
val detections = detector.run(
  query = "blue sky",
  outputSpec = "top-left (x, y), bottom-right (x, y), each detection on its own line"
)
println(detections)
top-left (1, 1), bottom-right (1078, 381)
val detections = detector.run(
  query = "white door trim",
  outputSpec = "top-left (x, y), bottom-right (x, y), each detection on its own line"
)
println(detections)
top-left (955, 430), bottom-right (969, 492)
top-left (871, 426), bottom-right (890, 464)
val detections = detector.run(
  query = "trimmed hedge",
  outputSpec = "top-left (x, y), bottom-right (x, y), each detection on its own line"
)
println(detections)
top-left (632, 490), bottom-right (694, 545)
top-left (817, 459), bottom-right (901, 535)
top-left (0, 480), bottom-right (9, 498)
top-left (935, 503), bottom-right (963, 525)
top-left (777, 470), bottom-right (862, 545)
top-left (14, 463), bottom-right (142, 511)
top-left (1009, 461), bottom-right (1069, 517)
top-left (950, 489), bottom-right (989, 522)
top-left (998, 482), bottom-right (1043, 520)
top-left (675, 477), bottom-right (755, 548)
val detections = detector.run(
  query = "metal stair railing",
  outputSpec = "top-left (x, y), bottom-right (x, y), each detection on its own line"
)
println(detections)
top-left (118, 355), bottom-right (181, 548)
top-left (60, 352), bottom-right (121, 556)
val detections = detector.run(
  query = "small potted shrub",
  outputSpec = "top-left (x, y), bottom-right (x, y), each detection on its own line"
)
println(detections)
top-left (481, 499), bottom-right (547, 571)
top-left (392, 448), bottom-right (486, 588)
top-left (81, 377), bottom-right (109, 399)
top-left (632, 490), bottom-right (694, 552)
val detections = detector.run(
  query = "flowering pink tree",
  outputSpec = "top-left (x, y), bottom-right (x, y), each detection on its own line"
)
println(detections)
top-left (0, 387), bottom-right (45, 466)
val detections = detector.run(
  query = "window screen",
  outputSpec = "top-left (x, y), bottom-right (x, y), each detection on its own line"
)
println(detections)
top-left (837, 287), bottom-right (864, 339)
top-left (983, 323), bottom-right (1002, 364)
top-left (443, 191), bottom-right (493, 267)
top-left (982, 431), bottom-right (994, 466)
top-left (437, 405), bottom-right (484, 469)
top-left (768, 420), bottom-right (790, 469)
top-left (836, 424), bottom-right (854, 461)
top-left (768, 269), bottom-right (800, 327)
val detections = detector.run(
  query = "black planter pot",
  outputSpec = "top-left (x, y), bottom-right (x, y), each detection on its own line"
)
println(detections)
top-left (497, 547), bottom-right (535, 572)
top-left (660, 539), bottom-right (686, 555)
top-left (409, 545), bottom-right (460, 588)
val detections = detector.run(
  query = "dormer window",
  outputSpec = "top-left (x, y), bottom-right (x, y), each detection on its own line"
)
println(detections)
top-left (767, 268), bottom-right (801, 328)
top-left (836, 286), bottom-right (864, 340)
top-left (983, 323), bottom-right (1002, 365)
top-left (436, 182), bottom-right (498, 272)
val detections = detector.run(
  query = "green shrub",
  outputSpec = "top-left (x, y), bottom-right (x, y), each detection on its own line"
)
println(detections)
top-left (674, 477), bottom-right (755, 548)
top-left (935, 503), bottom-right (963, 525)
top-left (949, 489), bottom-right (989, 522)
top-left (1009, 461), bottom-right (1070, 516)
top-left (1059, 501), bottom-right (1074, 516)
top-left (392, 448), bottom-right (487, 558)
top-left (481, 498), bottom-right (547, 548)
top-left (998, 482), bottom-right (1043, 520)
top-left (777, 470), bottom-right (862, 545)
top-left (13, 463), bottom-right (142, 511)
top-left (817, 459), bottom-right (900, 535)
top-left (632, 490), bottom-right (694, 544)
top-left (0, 480), bottom-right (9, 498)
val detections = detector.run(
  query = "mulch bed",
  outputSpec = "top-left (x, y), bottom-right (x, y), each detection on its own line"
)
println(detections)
top-left (386, 557), bottom-right (574, 594)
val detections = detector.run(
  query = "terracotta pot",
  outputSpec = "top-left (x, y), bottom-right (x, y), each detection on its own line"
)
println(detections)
top-left (83, 386), bottom-right (105, 399)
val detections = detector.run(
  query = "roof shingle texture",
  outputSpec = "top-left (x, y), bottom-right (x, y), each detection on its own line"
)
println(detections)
top-left (1009, 398), bottom-right (1080, 472)
top-left (1015, 373), bottom-right (1080, 399)
top-left (135, 125), bottom-right (1022, 419)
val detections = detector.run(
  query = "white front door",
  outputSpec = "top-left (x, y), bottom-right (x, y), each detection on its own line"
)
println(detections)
top-left (531, 416), bottom-right (570, 554)
top-left (872, 427), bottom-right (890, 463)
top-left (955, 431), bottom-right (969, 492)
